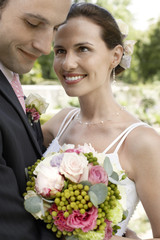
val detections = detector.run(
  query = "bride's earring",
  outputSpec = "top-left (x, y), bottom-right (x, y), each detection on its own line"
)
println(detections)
top-left (112, 68), bottom-right (116, 85)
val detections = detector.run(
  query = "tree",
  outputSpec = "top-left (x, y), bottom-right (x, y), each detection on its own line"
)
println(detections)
top-left (135, 20), bottom-right (160, 83)
top-left (37, 51), bottom-right (57, 79)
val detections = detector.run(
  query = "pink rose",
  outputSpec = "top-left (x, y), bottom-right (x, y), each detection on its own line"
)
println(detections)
top-left (88, 165), bottom-right (108, 185)
top-left (26, 107), bottom-right (40, 122)
top-left (65, 148), bottom-right (81, 154)
top-left (35, 165), bottom-right (64, 197)
top-left (49, 204), bottom-right (74, 232)
top-left (59, 152), bottom-right (88, 183)
top-left (67, 206), bottom-right (98, 232)
top-left (104, 219), bottom-right (113, 240)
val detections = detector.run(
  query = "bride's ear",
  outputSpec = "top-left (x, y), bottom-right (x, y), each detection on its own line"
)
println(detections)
top-left (110, 45), bottom-right (123, 68)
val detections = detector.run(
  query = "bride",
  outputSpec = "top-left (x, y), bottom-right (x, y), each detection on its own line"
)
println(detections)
top-left (42, 3), bottom-right (160, 239)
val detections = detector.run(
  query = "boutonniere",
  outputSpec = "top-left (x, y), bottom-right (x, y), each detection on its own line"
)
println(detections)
top-left (25, 93), bottom-right (49, 124)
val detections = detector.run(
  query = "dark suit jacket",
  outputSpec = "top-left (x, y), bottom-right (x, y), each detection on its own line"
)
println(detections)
top-left (0, 70), bottom-right (57, 240)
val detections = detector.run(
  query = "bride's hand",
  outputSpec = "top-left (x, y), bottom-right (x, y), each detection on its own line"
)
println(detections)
top-left (110, 228), bottom-right (141, 240)
top-left (125, 228), bottom-right (141, 239)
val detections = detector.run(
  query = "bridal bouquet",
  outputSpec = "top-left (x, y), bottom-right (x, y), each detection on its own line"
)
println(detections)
top-left (24, 144), bottom-right (127, 240)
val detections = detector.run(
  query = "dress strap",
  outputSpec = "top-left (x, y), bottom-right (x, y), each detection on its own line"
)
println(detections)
top-left (56, 108), bottom-right (80, 139)
top-left (103, 122), bottom-right (148, 154)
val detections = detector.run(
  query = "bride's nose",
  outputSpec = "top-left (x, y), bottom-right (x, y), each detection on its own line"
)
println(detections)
top-left (62, 52), bottom-right (78, 71)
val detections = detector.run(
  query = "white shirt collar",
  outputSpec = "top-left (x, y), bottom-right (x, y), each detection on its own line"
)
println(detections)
top-left (0, 62), bottom-right (14, 83)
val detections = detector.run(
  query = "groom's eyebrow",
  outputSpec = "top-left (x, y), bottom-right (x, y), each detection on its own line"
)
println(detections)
top-left (25, 13), bottom-right (50, 24)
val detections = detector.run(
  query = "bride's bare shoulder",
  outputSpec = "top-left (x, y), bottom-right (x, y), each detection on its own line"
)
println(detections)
top-left (42, 107), bottom-right (78, 134)
top-left (125, 124), bottom-right (160, 166)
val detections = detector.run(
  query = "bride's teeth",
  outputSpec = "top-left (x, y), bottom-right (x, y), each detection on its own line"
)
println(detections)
top-left (65, 76), bottom-right (83, 81)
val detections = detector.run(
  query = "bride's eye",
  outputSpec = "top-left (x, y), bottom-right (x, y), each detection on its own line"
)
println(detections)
top-left (79, 46), bottom-right (89, 52)
top-left (54, 49), bottom-right (66, 55)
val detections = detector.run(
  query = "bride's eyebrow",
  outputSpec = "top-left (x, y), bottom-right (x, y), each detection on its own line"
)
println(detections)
top-left (54, 45), bottom-right (63, 49)
top-left (54, 42), bottom-right (94, 49)
top-left (74, 42), bottom-right (94, 47)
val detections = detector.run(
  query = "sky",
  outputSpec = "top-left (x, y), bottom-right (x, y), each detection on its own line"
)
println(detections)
top-left (127, 0), bottom-right (160, 30)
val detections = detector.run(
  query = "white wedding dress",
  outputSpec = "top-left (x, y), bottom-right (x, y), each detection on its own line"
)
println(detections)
top-left (44, 108), bottom-right (147, 236)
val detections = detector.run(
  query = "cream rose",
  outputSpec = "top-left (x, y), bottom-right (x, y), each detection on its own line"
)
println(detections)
top-left (34, 153), bottom-right (60, 175)
top-left (25, 93), bottom-right (49, 114)
top-left (116, 19), bottom-right (129, 36)
top-left (35, 165), bottom-right (64, 197)
top-left (124, 40), bottom-right (136, 55)
top-left (59, 152), bottom-right (88, 183)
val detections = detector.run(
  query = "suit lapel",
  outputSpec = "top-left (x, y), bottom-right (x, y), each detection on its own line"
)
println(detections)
top-left (0, 70), bottom-right (42, 156)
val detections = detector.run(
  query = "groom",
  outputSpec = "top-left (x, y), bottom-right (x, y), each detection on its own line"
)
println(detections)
top-left (0, 0), bottom-right (71, 239)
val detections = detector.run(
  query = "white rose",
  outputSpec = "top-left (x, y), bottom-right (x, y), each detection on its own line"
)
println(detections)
top-left (116, 19), bottom-right (129, 36)
top-left (124, 40), bottom-right (136, 55)
top-left (25, 93), bottom-right (49, 114)
top-left (35, 165), bottom-right (64, 197)
top-left (120, 55), bottom-right (131, 69)
top-left (59, 152), bottom-right (88, 183)
top-left (34, 153), bottom-right (59, 175)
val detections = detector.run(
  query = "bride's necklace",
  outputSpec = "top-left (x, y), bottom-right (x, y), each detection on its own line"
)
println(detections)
top-left (76, 106), bottom-right (125, 126)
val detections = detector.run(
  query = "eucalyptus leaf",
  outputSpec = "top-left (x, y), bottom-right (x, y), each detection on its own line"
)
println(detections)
top-left (108, 177), bottom-right (125, 185)
top-left (24, 196), bottom-right (42, 214)
top-left (110, 171), bottom-right (119, 181)
top-left (80, 181), bottom-right (92, 187)
top-left (103, 156), bottom-right (113, 176)
top-left (66, 235), bottom-right (79, 240)
top-left (89, 191), bottom-right (98, 208)
top-left (89, 183), bottom-right (108, 206)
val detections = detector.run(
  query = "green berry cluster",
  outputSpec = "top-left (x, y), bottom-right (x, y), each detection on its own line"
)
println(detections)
top-left (94, 181), bottom-right (122, 235)
top-left (23, 158), bottom-right (44, 197)
top-left (27, 158), bottom-right (44, 179)
top-left (53, 183), bottom-right (91, 215)
top-left (84, 152), bottom-right (99, 165)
